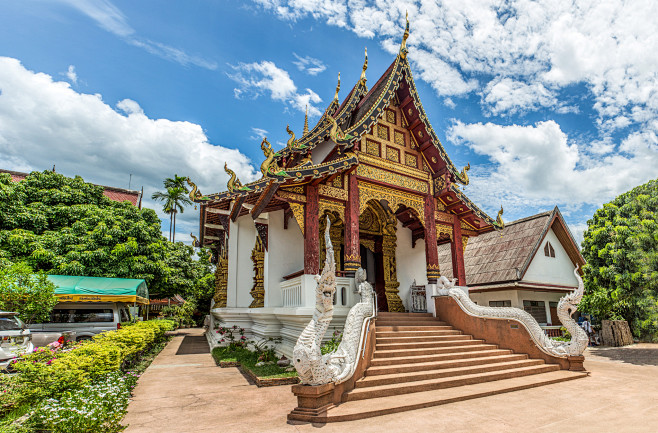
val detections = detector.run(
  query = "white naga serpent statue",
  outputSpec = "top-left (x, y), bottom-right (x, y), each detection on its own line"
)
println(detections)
top-left (293, 219), bottom-right (375, 385)
top-left (435, 267), bottom-right (589, 358)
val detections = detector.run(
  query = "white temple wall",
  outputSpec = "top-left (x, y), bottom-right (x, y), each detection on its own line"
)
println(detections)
top-left (395, 220), bottom-right (427, 311)
top-left (524, 228), bottom-right (579, 287)
top-left (265, 209), bottom-right (304, 307)
top-left (235, 215), bottom-right (257, 308)
top-left (226, 217), bottom-right (240, 308)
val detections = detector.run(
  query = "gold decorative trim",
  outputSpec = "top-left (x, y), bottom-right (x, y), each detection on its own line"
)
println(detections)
top-left (318, 184), bottom-right (347, 200)
top-left (289, 202), bottom-right (305, 235)
top-left (213, 247), bottom-right (228, 307)
top-left (357, 164), bottom-right (428, 194)
top-left (359, 238), bottom-right (376, 252)
top-left (436, 224), bottom-right (453, 241)
top-left (249, 236), bottom-right (265, 308)
top-left (358, 152), bottom-right (429, 181)
top-left (318, 199), bottom-right (345, 221)
top-left (277, 190), bottom-right (306, 202)
top-left (358, 182), bottom-right (425, 227)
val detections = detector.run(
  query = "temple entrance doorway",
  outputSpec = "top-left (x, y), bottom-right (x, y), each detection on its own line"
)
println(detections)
top-left (359, 200), bottom-right (404, 312)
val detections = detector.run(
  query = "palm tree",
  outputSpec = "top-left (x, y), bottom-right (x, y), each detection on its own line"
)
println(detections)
top-left (152, 175), bottom-right (193, 242)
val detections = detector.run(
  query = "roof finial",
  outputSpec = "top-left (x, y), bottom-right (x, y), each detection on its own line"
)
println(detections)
top-left (333, 72), bottom-right (341, 102)
top-left (496, 205), bottom-right (505, 231)
top-left (360, 47), bottom-right (368, 83)
top-left (400, 10), bottom-right (410, 59)
top-left (303, 105), bottom-right (309, 135)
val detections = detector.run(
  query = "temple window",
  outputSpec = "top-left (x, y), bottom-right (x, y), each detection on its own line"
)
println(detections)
top-left (489, 300), bottom-right (511, 307)
top-left (523, 300), bottom-right (547, 323)
top-left (544, 241), bottom-right (555, 258)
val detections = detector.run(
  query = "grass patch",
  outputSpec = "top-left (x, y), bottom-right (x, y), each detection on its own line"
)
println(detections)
top-left (211, 346), bottom-right (297, 379)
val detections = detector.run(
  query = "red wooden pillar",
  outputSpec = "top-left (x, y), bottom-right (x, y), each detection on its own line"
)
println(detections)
top-left (424, 195), bottom-right (440, 284)
top-left (304, 184), bottom-right (320, 274)
top-left (451, 214), bottom-right (466, 286)
top-left (343, 172), bottom-right (360, 277)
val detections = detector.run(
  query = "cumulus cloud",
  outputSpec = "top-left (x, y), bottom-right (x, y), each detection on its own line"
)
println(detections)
top-left (448, 120), bottom-right (658, 211)
top-left (0, 57), bottom-right (257, 237)
top-left (292, 53), bottom-right (327, 75)
top-left (55, 0), bottom-right (217, 70)
top-left (251, 0), bottom-right (658, 132)
top-left (65, 65), bottom-right (78, 85)
top-left (228, 60), bottom-right (323, 116)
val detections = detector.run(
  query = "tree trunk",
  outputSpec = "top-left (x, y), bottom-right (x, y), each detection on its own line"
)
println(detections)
top-left (169, 213), bottom-right (173, 242)
top-left (173, 210), bottom-right (177, 242)
top-left (601, 320), bottom-right (634, 347)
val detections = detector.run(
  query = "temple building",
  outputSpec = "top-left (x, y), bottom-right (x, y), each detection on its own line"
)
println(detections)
top-left (193, 20), bottom-right (581, 356)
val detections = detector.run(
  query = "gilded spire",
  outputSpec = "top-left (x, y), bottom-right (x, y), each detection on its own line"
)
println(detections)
top-left (360, 47), bottom-right (368, 83)
top-left (303, 105), bottom-right (309, 135)
top-left (333, 72), bottom-right (341, 102)
top-left (400, 11), bottom-right (410, 59)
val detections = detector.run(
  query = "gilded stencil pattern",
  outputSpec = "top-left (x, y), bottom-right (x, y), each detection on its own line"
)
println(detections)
top-left (358, 181), bottom-right (425, 223)
top-left (289, 202), bottom-right (305, 235)
top-left (213, 247), bottom-right (228, 308)
top-left (318, 199), bottom-right (345, 220)
top-left (365, 139), bottom-right (380, 157)
top-left (249, 236), bottom-right (265, 308)
top-left (278, 190), bottom-right (306, 203)
top-left (359, 238), bottom-right (375, 252)
top-left (436, 211), bottom-right (452, 222)
top-left (436, 224), bottom-right (453, 241)
top-left (386, 109), bottom-right (396, 125)
top-left (394, 130), bottom-right (405, 147)
top-left (377, 124), bottom-right (389, 140)
top-left (461, 220), bottom-right (476, 230)
top-left (404, 153), bottom-right (417, 168)
top-left (331, 175), bottom-right (343, 188)
top-left (357, 164), bottom-right (428, 194)
top-left (386, 146), bottom-right (400, 163)
top-left (357, 153), bottom-right (429, 180)
top-left (318, 184), bottom-right (347, 200)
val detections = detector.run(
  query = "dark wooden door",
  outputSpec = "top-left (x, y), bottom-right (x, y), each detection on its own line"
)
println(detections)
top-left (374, 251), bottom-right (388, 312)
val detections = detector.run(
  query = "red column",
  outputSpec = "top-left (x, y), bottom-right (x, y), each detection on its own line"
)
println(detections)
top-left (451, 214), bottom-right (466, 286)
top-left (343, 172), bottom-right (360, 276)
top-left (304, 184), bottom-right (320, 274)
top-left (424, 195), bottom-right (440, 284)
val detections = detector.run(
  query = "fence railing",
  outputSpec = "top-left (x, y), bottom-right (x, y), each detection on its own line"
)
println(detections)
top-left (541, 325), bottom-right (564, 337)
top-left (281, 278), bottom-right (303, 307)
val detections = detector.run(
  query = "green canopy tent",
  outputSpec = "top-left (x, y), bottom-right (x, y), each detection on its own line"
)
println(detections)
top-left (46, 275), bottom-right (149, 305)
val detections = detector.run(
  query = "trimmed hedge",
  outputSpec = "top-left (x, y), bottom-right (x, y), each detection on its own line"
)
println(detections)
top-left (3, 320), bottom-right (175, 411)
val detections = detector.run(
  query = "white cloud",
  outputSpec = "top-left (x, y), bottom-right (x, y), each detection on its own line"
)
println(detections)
top-left (0, 57), bottom-right (257, 234)
top-left (292, 53), bottom-right (327, 75)
top-left (65, 65), bottom-right (78, 85)
top-left (250, 127), bottom-right (268, 140)
top-left (228, 61), bottom-right (322, 116)
top-left (481, 78), bottom-right (557, 116)
top-left (448, 120), bottom-right (658, 211)
top-left (252, 1), bottom-right (658, 132)
top-left (56, 0), bottom-right (217, 70)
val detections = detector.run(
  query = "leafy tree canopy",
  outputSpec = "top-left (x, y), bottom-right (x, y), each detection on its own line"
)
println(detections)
top-left (0, 262), bottom-right (58, 324)
top-left (580, 178), bottom-right (658, 341)
top-left (0, 171), bottom-right (212, 300)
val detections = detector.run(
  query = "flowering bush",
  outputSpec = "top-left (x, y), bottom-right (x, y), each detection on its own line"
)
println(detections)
top-left (216, 325), bottom-right (248, 350)
top-left (27, 372), bottom-right (132, 433)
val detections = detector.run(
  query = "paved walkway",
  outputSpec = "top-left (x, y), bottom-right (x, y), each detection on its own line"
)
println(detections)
top-left (123, 330), bottom-right (658, 433)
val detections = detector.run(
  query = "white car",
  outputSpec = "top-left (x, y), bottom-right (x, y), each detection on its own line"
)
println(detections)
top-left (0, 312), bottom-right (33, 371)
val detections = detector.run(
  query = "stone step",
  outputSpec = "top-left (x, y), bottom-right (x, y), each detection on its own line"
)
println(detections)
top-left (370, 348), bottom-right (513, 366)
top-left (376, 315), bottom-right (441, 322)
top-left (344, 364), bottom-right (562, 401)
top-left (374, 343), bottom-right (499, 359)
top-left (356, 359), bottom-right (546, 388)
top-left (376, 325), bottom-right (454, 332)
top-left (377, 312), bottom-right (434, 318)
top-left (375, 334), bottom-right (472, 344)
top-left (376, 320), bottom-right (447, 327)
top-left (289, 370), bottom-right (587, 422)
top-left (376, 338), bottom-right (483, 351)
top-left (375, 330), bottom-right (463, 338)
top-left (366, 353), bottom-right (530, 376)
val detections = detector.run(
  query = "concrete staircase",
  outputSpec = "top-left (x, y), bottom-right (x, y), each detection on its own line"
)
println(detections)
top-left (318, 312), bottom-right (587, 422)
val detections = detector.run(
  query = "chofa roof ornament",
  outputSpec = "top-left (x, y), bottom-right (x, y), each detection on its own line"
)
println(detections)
top-left (496, 206), bottom-right (505, 230)
top-left (333, 72), bottom-right (341, 102)
top-left (400, 11), bottom-right (410, 59)
top-left (360, 47), bottom-right (368, 84)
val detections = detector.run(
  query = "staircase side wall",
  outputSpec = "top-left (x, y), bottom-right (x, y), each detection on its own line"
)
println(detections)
top-left (434, 297), bottom-right (570, 370)
top-left (333, 319), bottom-right (377, 402)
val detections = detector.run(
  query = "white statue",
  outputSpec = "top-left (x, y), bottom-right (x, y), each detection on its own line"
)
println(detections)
top-left (293, 219), bottom-right (375, 385)
top-left (434, 267), bottom-right (589, 357)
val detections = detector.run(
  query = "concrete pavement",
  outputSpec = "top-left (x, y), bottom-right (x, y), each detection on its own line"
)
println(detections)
top-left (123, 329), bottom-right (658, 433)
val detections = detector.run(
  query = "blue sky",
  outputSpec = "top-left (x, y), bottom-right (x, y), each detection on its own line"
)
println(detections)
top-left (1, 1), bottom-right (657, 245)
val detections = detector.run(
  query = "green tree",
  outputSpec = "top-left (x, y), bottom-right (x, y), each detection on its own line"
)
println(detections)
top-left (151, 175), bottom-right (192, 242)
top-left (0, 262), bottom-right (58, 324)
top-left (580, 178), bottom-right (658, 341)
top-left (0, 171), bottom-right (212, 301)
